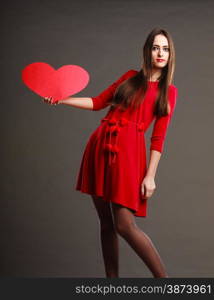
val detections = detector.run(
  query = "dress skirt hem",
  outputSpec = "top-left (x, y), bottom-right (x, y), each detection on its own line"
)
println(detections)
top-left (75, 187), bottom-right (147, 218)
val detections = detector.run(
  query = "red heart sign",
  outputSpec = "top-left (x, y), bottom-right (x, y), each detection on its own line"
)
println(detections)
top-left (21, 62), bottom-right (90, 103)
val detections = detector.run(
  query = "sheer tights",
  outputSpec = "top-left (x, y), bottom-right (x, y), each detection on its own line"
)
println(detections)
top-left (92, 195), bottom-right (168, 278)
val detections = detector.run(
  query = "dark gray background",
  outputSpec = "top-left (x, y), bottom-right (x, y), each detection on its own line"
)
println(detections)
top-left (1, 0), bottom-right (214, 277)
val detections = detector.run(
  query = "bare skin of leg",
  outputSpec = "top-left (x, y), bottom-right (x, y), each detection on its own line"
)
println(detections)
top-left (111, 202), bottom-right (168, 278)
top-left (91, 195), bottom-right (119, 278)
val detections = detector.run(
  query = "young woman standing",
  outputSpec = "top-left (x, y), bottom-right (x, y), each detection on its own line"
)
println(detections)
top-left (43, 28), bottom-right (178, 278)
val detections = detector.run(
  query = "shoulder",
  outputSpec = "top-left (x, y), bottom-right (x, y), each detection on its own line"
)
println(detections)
top-left (168, 84), bottom-right (178, 110)
top-left (169, 84), bottom-right (178, 92)
top-left (127, 69), bottom-right (139, 76)
top-left (112, 69), bottom-right (138, 84)
top-left (120, 69), bottom-right (139, 79)
top-left (169, 84), bottom-right (178, 97)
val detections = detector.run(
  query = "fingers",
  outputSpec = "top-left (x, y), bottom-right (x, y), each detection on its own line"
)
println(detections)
top-left (141, 184), bottom-right (145, 198)
top-left (141, 184), bottom-right (155, 199)
top-left (42, 96), bottom-right (57, 105)
top-left (43, 96), bottom-right (52, 104)
top-left (142, 186), bottom-right (148, 200)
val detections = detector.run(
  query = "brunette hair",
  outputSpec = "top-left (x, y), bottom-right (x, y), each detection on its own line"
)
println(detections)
top-left (110, 27), bottom-right (176, 117)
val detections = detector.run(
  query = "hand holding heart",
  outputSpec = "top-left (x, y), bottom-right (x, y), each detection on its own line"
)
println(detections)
top-left (21, 62), bottom-right (90, 104)
top-left (43, 96), bottom-right (57, 105)
top-left (43, 96), bottom-right (63, 106)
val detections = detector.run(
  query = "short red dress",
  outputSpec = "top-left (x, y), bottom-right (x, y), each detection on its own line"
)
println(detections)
top-left (75, 69), bottom-right (178, 217)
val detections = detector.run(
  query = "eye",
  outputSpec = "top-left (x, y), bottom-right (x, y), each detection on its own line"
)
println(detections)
top-left (152, 46), bottom-right (170, 52)
top-left (152, 46), bottom-right (158, 50)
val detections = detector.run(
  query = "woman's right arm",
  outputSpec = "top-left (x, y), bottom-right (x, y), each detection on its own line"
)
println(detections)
top-left (59, 97), bottom-right (93, 110)
top-left (43, 96), bottom-right (94, 110)
top-left (43, 69), bottom-right (135, 110)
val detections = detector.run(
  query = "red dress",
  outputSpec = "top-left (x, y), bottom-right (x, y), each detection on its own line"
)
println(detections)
top-left (75, 69), bottom-right (178, 217)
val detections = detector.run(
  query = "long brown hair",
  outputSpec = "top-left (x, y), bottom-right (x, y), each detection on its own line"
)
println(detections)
top-left (109, 28), bottom-right (176, 117)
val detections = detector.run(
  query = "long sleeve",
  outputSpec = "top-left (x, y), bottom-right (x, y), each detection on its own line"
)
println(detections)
top-left (150, 85), bottom-right (178, 153)
top-left (91, 69), bottom-right (135, 111)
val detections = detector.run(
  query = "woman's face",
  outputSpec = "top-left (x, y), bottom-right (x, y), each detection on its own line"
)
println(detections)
top-left (151, 34), bottom-right (170, 69)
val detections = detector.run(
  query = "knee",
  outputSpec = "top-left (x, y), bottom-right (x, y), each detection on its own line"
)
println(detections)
top-left (99, 219), bottom-right (115, 232)
top-left (115, 221), bottom-right (137, 238)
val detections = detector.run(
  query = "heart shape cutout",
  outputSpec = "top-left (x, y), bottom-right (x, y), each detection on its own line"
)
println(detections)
top-left (21, 62), bottom-right (90, 103)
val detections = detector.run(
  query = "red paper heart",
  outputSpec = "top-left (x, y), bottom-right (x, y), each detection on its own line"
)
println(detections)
top-left (21, 62), bottom-right (90, 103)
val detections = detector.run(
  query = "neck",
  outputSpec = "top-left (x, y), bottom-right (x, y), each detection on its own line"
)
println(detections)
top-left (149, 68), bottom-right (162, 81)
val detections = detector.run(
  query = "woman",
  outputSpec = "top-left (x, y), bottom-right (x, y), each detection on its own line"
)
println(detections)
top-left (43, 27), bottom-right (178, 278)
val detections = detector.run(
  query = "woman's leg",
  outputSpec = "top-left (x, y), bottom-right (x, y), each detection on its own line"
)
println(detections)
top-left (91, 195), bottom-right (119, 278)
top-left (111, 203), bottom-right (168, 278)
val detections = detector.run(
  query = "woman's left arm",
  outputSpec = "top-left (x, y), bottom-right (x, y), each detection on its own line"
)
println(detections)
top-left (141, 85), bottom-right (178, 199)
top-left (141, 150), bottom-right (161, 199)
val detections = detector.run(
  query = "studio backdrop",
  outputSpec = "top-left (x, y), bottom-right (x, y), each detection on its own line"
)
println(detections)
top-left (1, 0), bottom-right (214, 277)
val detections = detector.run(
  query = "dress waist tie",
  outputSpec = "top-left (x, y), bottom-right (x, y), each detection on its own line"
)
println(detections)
top-left (100, 117), bottom-right (145, 166)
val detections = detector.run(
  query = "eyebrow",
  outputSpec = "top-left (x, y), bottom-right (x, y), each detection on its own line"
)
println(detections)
top-left (153, 44), bottom-right (169, 47)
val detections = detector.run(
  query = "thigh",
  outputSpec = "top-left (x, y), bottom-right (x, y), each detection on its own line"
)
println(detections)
top-left (110, 203), bottom-right (137, 234)
top-left (91, 195), bottom-right (114, 225)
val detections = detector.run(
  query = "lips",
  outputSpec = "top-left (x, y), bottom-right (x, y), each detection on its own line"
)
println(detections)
top-left (156, 59), bottom-right (165, 62)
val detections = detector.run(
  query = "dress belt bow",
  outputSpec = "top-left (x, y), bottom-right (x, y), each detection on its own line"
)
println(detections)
top-left (100, 116), bottom-right (145, 166)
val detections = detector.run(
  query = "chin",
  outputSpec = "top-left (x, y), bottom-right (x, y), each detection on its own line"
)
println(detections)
top-left (154, 63), bottom-right (167, 69)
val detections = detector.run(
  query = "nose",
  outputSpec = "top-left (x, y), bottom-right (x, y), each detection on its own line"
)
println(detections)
top-left (158, 49), bottom-right (164, 57)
